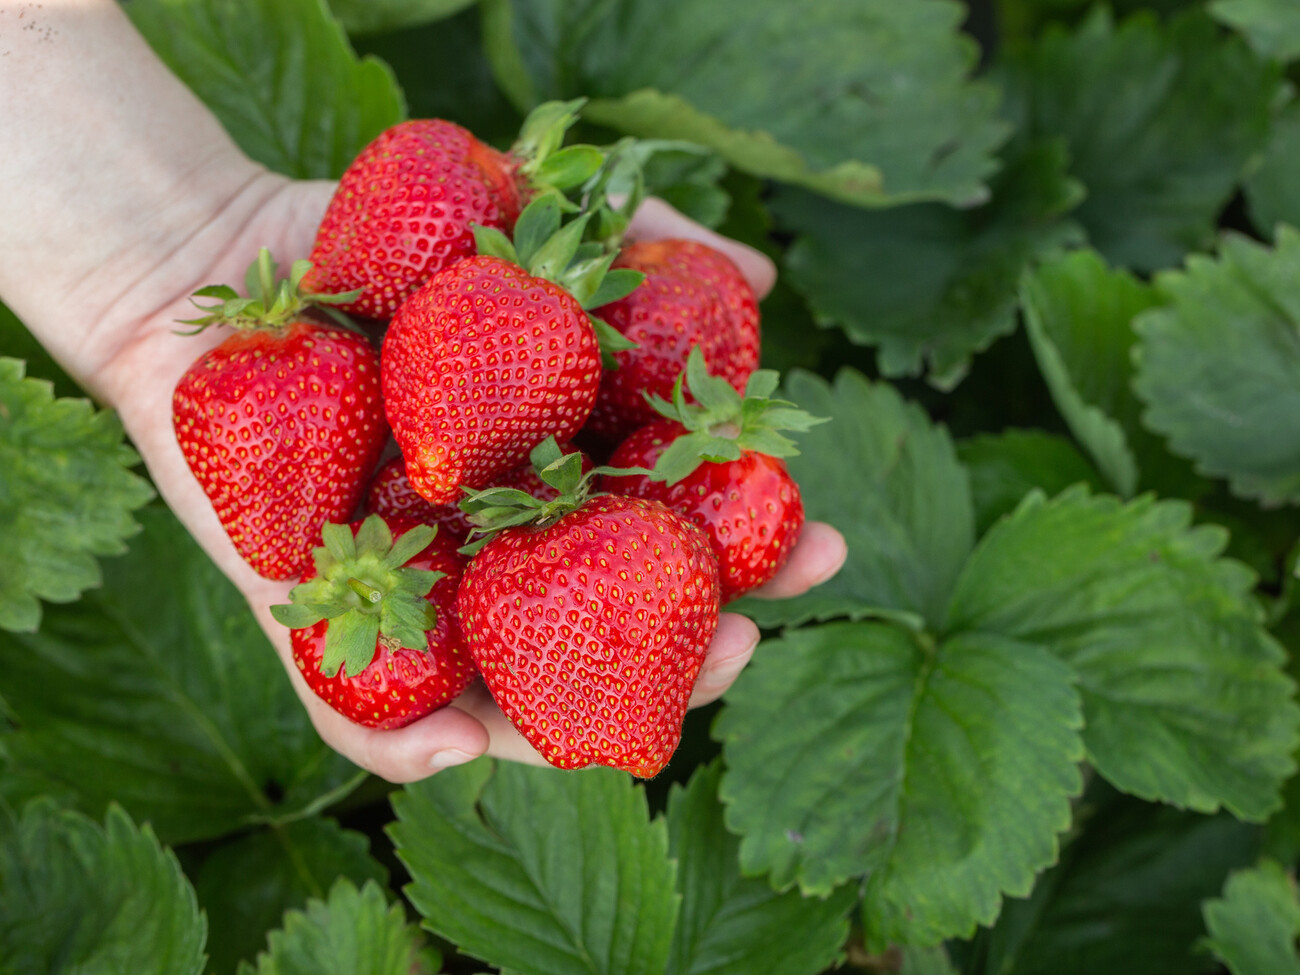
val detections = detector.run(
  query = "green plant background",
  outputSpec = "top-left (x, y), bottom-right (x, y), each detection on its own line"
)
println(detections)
top-left (5, 0), bottom-right (1300, 971)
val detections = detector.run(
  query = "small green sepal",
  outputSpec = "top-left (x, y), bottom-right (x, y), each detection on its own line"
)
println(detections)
top-left (645, 347), bottom-right (830, 484)
top-left (176, 247), bottom-right (361, 335)
top-left (456, 437), bottom-right (650, 555)
top-left (269, 515), bottom-right (445, 679)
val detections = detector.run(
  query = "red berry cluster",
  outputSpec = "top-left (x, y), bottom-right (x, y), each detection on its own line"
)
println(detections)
top-left (171, 107), bottom-right (818, 778)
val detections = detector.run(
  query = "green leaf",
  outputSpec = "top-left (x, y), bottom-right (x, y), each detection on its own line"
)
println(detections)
top-left (329, 0), bottom-right (476, 36)
top-left (391, 759), bottom-right (678, 975)
top-left (957, 429), bottom-right (1107, 536)
top-left (484, 0), bottom-right (1007, 207)
top-left (729, 370), bottom-right (974, 631)
top-left (995, 7), bottom-right (1282, 272)
top-left (128, 0), bottom-right (405, 179)
top-left (1203, 860), bottom-right (1300, 975)
top-left (972, 794), bottom-right (1259, 975)
top-left (665, 760), bottom-right (853, 975)
top-left (1210, 0), bottom-right (1300, 62)
top-left (352, 6), bottom-right (523, 148)
top-left (194, 817), bottom-right (389, 975)
top-left (0, 358), bottom-right (155, 633)
top-left (0, 800), bottom-right (206, 975)
top-left (1133, 228), bottom-right (1300, 505)
top-left (771, 139), bottom-right (1083, 387)
top-left (237, 878), bottom-right (432, 975)
top-left (0, 506), bottom-right (366, 844)
top-left (715, 621), bottom-right (1083, 948)
top-left (946, 488), bottom-right (1300, 820)
top-left (1245, 101), bottom-right (1300, 238)
top-left (1020, 249), bottom-right (1166, 496)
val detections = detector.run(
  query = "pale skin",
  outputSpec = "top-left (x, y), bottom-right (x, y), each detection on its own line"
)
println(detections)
top-left (0, 0), bottom-right (848, 782)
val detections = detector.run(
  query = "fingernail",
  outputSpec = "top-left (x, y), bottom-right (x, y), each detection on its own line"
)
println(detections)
top-left (428, 748), bottom-right (477, 771)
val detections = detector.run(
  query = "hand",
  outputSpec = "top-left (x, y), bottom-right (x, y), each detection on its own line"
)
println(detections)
top-left (0, 1), bottom-right (846, 782)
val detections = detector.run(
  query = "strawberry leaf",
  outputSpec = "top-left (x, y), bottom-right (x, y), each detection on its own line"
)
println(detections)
top-left (947, 488), bottom-right (1300, 821)
top-left (716, 621), bottom-right (1084, 948)
top-left (771, 139), bottom-right (1083, 387)
top-left (1133, 228), bottom-right (1300, 505)
top-left (0, 358), bottom-right (155, 633)
top-left (1202, 860), bottom-right (1300, 975)
top-left (391, 760), bottom-right (678, 975)
top-left (996, 7), bottom-right (1281, 273)
top-left (0, 506), bottom-right (366, 844)
top-left (1245, 101), bottom-right (1300, 238)
top-left (194, 817), bottom-right (390, 975)
top-left (956, 430), bottom-right (1107, 536)
top-left (237, 878), bottom-right (434, 975)
top-left (485, 0), bottom-right (1007, 207)
top-left (1210, 0), bottom-right (1300, 63)
top-left (665, 760), bottom-right (854, 975)
top-left (973, 797), bottom-right (1259, 975)
top-left (1021, 249), bottom-right (1171, 498)
top-left (128, 0), bottom-right (404, 179)
top-left (0, 801), bottom-right (206, 975)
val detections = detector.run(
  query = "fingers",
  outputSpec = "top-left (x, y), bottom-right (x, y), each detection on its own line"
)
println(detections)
top-left (689, 612), bottom-right (760, 707)
top-left (748, 521), bottom-right (847, 600)
top-left (627, 196), bottom-right (777, 299)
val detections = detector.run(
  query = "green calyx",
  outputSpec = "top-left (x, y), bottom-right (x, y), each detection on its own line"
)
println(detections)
top-left (646, 347), bottom-right (830, 484)
top-left (512, 99), bottom-right (606, 193)
top-left (472, 194), bottom-right (643, 368)
top-left (458, 437), bottom-right (650, 555)
top-left (176, 247), bottom-right (360, 335)
top-left (269, 515), bottom-right (444, 679)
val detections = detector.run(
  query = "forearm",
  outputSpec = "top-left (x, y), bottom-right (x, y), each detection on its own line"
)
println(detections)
top-left (0, 0), bottom-right (266, 399)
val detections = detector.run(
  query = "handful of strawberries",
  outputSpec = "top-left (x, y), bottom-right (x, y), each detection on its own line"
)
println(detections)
top-left (171, 102), bottom-right (824, 778)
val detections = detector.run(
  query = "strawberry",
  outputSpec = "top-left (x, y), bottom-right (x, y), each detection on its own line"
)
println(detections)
top-left (380, 195), bottom-right (641, 506)
top-left (583, 238), bottom-right (761, 445)
top-left (270, 515), bottom-right (475, 729)
top-left (603, 348), bottom-right (826, 602)
top-left (303, 101), bottom-right (604, 320)
top-left (365, 456), bottom-right (474, 543)
top-left (172, 250), bottom-right (386, 580)
top-left (365, 443), bottom-right (592, 544)
top-left (456, 440), bottom-right (720, 777)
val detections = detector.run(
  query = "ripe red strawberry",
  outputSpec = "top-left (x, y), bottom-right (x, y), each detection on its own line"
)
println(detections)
top-left (603, 348), bottom-right (826, 602)
top-left (382, 254), bottom-right (601, 504)
top-left (270, 515), bottom-right (475, 729)
top-left (172, 250), bottom-right (386, 580)
top-left (583, 238), bottom-right (761, 445)
top-left (365, 443), bottom-right (593, 543)
top-left (457, 486), bottom-right (720, 778)
top-left (302, 119), bottom-right (521, 320)
top-left (303, 101), bottom-right (604, 320)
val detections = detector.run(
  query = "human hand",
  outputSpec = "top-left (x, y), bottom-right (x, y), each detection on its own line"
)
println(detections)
top-left (104, 184), bottom-right (847, 780)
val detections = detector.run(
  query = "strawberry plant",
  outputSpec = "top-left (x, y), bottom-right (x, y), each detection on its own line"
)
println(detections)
top-left (8, 0), bottom-right (1300, 972)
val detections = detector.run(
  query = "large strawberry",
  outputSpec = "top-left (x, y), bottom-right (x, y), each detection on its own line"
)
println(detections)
top-left (456, 440), bottom-right (720, 778)
top-left (381, 196), bottom-right (640, 506)
top-left (604, 348), bottom-right (826, 602)
top-left (172, 249), bottom-right (386, 580)
top-left (270, 515), bottom-right (475, 729)
top-left (583, 238), bottom-right (761, 445)
top-left (303, 101), bottom-right (603, 320)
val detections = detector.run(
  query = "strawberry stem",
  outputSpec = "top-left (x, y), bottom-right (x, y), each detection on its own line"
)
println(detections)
top-left (347, 578), bottom-right (384, 604)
